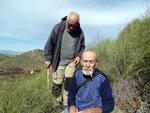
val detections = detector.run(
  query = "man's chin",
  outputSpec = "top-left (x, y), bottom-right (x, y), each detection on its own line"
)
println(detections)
top-left (83, 72), bottom-right (90, 76)
top-left (82, 70), bottom-right (92, 76)
top-left (82, 68), bottom-right (94, 76)
top-left (67, 29), bottom-right (74, 33)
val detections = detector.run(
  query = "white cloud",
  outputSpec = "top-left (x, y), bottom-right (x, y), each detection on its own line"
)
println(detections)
top-left (0, 0), bottom-right (149, 51)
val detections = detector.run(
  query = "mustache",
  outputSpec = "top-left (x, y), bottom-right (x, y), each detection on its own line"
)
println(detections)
top-left (83, 67), bottom-right (92, 71)
top-left (82, 67), bottom-right (94, 76)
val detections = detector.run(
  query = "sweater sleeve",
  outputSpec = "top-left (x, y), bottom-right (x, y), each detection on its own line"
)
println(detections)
top-left (100, 77), bottom-right (115, 113)
top-left (68, 74), bottom-right (77, 108)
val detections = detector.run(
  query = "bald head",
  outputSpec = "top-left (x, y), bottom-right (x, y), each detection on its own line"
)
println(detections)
top-left (67, 12), bottom-right (80, 24)
top-left (81, 50), bottom-right (98, 75)
top-left (66, 12), bottom-right (80, 32)
top-left (81, 50), bottom-right (98, 62)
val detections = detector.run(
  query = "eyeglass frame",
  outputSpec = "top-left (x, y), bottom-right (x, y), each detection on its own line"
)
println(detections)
top-left (66, 20), bottom-right (78, 28)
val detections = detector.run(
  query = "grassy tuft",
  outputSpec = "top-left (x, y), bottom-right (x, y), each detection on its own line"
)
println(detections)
top-left (0, 70), bottom-right (58, 113)
top-left (88, 9), bottom-right (150, 102)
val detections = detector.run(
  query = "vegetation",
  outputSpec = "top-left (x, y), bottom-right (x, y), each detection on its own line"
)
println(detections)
top-left (0, 49), bottom-right (45, 70)
top-left (88, 10), bottom-right (150, 103)
top-left (0, 54), bottom-right (10, 62)
top-left (0, 10), bottom-right (149, 113)
top-left (0, 70), bottom-right (63, 113)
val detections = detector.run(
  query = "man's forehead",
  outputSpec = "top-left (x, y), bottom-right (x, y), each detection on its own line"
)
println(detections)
top-left (83, 59), bottom-right (95, 62)
top-left (68, 18), bottom-right (78, 24)
top-left (82, 51), bottom-right (96, 57)
top-left (82, 56), bottom-right (96, 61)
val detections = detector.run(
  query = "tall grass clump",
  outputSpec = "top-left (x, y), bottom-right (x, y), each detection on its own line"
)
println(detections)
top-left (116, 12), bottom-right (150, 77)
top-left (0, 70), bottom-right (59, 113)
top-left (115, 10), bottom-right (150, 102)
top-left (88, 9), bottom-right (150, 102)
top-left (87, 39), bottom-right (118, 82)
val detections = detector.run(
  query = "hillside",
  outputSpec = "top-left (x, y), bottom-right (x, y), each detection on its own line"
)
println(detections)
top-left (0, 49), bottom-right (45, 70)
top-left (0, 11), bottom-right (150, 113)
top-left (89, 10), bottom-right (150, 112)
top-left (0, 54), bottom-right (10, 62)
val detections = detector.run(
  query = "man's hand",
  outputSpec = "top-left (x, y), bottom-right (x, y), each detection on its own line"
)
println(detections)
top-left (45, 61), bottom-right (51, 69)
top-left (69, 105), bottom-right (79, 113)
top-left (74, 56), bottom-right (80, 66)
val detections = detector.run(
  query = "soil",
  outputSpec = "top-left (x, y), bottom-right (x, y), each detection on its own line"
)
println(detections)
top-left (0, 68), bottom-right (26, 76)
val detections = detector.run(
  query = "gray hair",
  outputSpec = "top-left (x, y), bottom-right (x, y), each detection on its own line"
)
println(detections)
top-left (81, 50), bottom-right (98, 62)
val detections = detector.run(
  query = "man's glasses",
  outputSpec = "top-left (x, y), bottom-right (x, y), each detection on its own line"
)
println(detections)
top-left (67, 21), bottom-right (78, 28)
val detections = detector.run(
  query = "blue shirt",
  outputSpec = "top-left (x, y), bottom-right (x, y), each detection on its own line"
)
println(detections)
top-left (68, 68), bottom-right (114, 113)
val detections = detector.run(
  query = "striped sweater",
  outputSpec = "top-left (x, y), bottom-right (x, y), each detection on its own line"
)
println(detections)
top-left (68, 68), bottom-right (114, 113)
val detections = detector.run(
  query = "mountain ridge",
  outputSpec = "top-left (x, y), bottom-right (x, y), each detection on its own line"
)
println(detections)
top-left (0, 50), bottom-right (24, 55)
top-left (0, 49), bottom-right (45, 70)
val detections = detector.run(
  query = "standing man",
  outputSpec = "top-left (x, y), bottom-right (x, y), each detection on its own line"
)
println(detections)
top-left (67, 50), bottom-right (114, 113)
top-left (44, 12), bottom-right (85, 107)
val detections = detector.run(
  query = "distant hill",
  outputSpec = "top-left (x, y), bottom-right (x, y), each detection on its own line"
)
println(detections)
top-left (0, 53), bottom-right (10, 62)
top-left (0, 49), bottom-right (45, 70)
top-left (0, 50), bottom-right (23, 55)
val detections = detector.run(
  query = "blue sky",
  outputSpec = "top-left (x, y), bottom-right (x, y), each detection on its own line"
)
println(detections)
top-left (0, 0), bottom-right (149, 52)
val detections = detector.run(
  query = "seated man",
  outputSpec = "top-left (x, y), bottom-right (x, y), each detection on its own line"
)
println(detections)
top-left (62, 50), bottom-right (114, 113)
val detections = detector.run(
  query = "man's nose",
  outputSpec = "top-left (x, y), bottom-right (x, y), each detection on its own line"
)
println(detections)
top-left (70, 26), bottom-right (74, 30)
top-left (86, 62), bottom-right (90, 67)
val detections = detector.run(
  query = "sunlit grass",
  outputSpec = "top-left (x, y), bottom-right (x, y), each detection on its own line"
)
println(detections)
top-left (88, 10), bottom-right (150, 102)
top-left (0, 9), bottom-right (149, 113)
top-left (0, 70), bottom-right (57, 113)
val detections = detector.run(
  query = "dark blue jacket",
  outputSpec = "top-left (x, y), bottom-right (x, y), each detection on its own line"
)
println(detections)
top-left (68, 68), bottom-right (115, 113)
top-left (44, 16), bottom-right (85, 72)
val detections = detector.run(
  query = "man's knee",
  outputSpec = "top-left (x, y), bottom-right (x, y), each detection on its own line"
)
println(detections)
top-left (52, 83), bottom-right (62, 97)
top-left (65, 77), bottom-right (72, 91)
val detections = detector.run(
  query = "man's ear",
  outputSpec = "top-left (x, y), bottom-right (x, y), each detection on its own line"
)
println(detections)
top-left (95, 61), bottom-right (98, 66)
